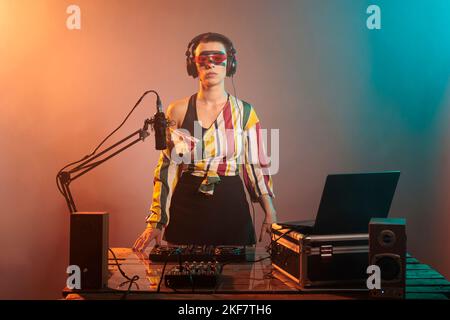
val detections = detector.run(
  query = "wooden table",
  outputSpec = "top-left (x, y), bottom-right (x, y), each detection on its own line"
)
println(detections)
top-left (63, 247), bottom-right (450, 300)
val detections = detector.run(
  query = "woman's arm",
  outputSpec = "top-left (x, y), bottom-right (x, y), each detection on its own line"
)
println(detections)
top-left (258, 194), bottom-right (277, 242)
top-left (239, 100), bottom-right (277, 242)
top-left (133, 101), bottom-right (184, 251)
top-left (259, 194), bottom-right (277, 221)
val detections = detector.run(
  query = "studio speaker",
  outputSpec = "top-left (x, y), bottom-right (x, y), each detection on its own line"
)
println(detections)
top-left (69, 212), bottom-right (109, 290)
top-left (369, 217), bottom-right (406, 299)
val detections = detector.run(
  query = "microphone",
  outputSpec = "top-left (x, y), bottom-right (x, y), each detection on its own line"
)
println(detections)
top-left (153, 95), bottom-right (167, 150)
top-left (156, 95), bottom-right (163, 113)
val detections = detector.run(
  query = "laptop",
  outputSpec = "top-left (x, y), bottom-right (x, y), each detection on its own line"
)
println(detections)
top-left (278, 171), bottom-right (401, 235)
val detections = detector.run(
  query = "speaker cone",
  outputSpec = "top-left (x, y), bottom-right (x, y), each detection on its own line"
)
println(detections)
top-left (378, 229), bottom-right (396, 247)
top-left (374, 254), bottom-right (401, 281)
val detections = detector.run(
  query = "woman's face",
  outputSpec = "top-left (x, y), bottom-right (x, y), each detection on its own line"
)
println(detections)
top-left (194, 41), bottom-right (228, 86)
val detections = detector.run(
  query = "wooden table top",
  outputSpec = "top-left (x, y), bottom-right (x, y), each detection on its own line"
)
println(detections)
top-left (63, 247), bottom-right (450, 300)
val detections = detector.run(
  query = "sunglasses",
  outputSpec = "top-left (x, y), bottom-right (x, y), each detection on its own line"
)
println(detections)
top-left (194, 53), bottom-right (228, 66)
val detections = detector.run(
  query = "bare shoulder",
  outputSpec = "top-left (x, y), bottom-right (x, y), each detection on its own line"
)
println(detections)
top-left (166, 97), bottom-right (190, 128)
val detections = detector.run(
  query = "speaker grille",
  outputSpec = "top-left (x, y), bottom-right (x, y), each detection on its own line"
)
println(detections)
top-left (372, 253), bottom-right (402, 282)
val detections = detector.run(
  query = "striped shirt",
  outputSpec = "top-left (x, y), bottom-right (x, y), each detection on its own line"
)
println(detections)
top-left (146, 94), bottom-right (275, 229)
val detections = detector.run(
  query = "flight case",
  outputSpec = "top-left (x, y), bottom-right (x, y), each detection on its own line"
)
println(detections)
top-left (271, 223), bottom-right (369, 289)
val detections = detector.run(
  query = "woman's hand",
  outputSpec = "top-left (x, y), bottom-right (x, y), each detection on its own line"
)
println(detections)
top-left (132, 224), bottom-right (163, 252)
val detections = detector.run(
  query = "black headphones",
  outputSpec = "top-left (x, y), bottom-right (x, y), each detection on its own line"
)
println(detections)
top-left (185, 32), bottom-right (237, 78)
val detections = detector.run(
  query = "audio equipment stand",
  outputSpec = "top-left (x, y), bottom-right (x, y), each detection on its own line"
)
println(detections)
top-left (57, 115), bottom-right (164, 213)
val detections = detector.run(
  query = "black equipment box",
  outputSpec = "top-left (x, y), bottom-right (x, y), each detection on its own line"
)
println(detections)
top-left (271, 224), bottom-right (369, 289)
top-left (149, 245), bottom-right (248, 263)
top-left (164, 261), bottom-right (221, 288)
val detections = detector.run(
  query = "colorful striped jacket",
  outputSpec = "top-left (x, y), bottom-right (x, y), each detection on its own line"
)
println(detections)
top-left (146, 95), bottom-right (275, 230)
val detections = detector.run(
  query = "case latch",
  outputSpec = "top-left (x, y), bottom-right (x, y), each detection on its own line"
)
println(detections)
top-left (320, 245), bottom-right (333, 258)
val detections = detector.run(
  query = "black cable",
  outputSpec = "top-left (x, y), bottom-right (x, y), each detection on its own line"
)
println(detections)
top-left (232, 74), bottom-right (259, 247)
top-left (157, 248), bottom-right (182, 293)
top-left (120, 277), bottom-right (139, 300)
top-left (231, 74), bottom-right (243, 131)
top-left (157, 257), bottom-right (169, 293)
top-left (251, 201), bottom-right (257, 243)
top-left (56, 90), bottom-right (160, 199)
top-left (231, 75), bottom-right (272, 250)
top-left (262, 228), bottom-right (302, 290)
top-left (217, 228), bottom-right (295, 273)
top-left (108, 248), bottom-right (140, 300)
top-left (265, 227), bottom-right (295, 256)
top-left (92, 90), bottom-right (160, 155)
top-left (108, 248), bottom-right (139, 283)
top-left (216, 229), bottom-right (294, 279)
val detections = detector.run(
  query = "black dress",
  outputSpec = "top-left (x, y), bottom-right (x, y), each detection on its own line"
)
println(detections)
top-left (163, 94), bottom-right (256, 245)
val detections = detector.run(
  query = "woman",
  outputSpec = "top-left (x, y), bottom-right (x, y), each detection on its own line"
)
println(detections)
top-left (133, 32), bottom-right (276, 251)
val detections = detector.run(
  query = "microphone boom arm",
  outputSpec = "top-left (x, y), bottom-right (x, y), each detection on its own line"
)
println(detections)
top-left (57, 117), bottom-right (158, 213)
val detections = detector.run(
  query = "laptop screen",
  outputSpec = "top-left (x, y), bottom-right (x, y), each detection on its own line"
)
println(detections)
top-left (311, 171), bottom-right (400, 234)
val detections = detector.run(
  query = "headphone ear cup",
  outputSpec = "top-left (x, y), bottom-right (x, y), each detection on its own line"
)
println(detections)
top-left (227, 54), bottom-right (237, 77)
top-left (186, 58), bottom-right (192, 77)
top-left (191, 60), bottom-right (198, 78)
top-left (185, 50), bottom-right (192, 77)
top-left (231, 56), bottom-right (237, 76)
top-left (186, 54), bottom-right (198, 78)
